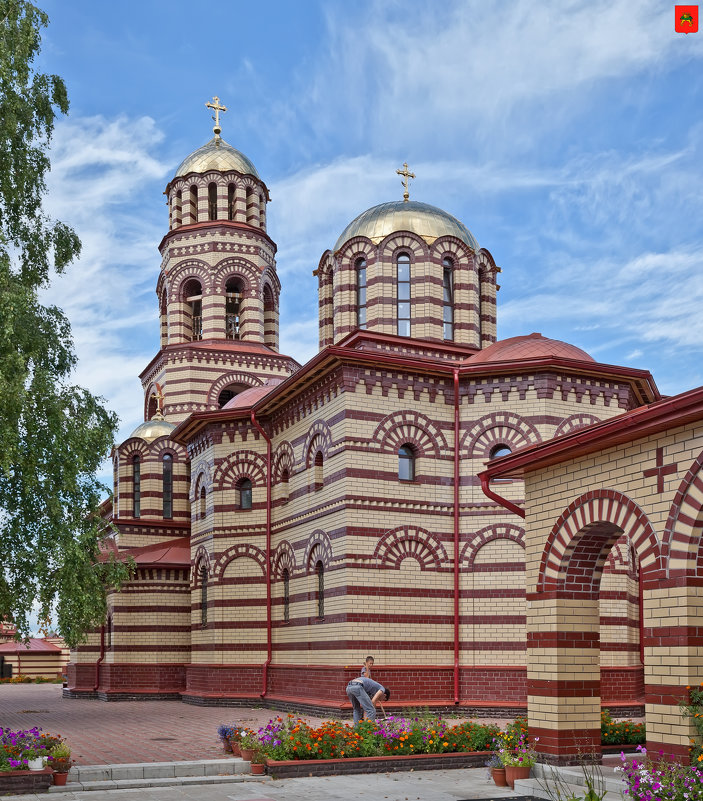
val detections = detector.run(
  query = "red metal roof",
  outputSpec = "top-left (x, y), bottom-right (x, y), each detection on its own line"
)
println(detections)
top-left (468, 333), bottom-right (594, 365)
top-left (222, 378), bottom-right (284, 410)
top-left (0, 638), bottom-right (63, 653)
top-left (120, 536), bottom-right (191, 568)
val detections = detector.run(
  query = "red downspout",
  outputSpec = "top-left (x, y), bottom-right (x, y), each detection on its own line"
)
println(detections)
top-left (251, 410), bottom-right (272, 698)
top-left (453, 368), bottom-right (460, 704)
top-left (93, 625), bottom-right (105, 691)
top-left (479, 473), bottom-right (526, 519)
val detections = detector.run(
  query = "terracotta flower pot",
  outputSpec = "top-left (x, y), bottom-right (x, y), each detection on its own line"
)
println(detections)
top-left (53, 772), bottom-right (69, 786)
top-left (222, 737), bottom-right (232, 753)
top-left (505, 764), bottom-right (531, 788)
top-left (230, 739), bottom-right (241, 757)
top-left (240, 747), bottom-right (254, 762)
top-left (492, 767), bottom-right (508, 786)
top-left (250, 762), bottom-right (266, 775)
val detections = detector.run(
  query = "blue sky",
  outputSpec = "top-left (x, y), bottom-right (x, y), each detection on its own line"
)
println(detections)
top-left (35, 0), bottom-right (703, 458)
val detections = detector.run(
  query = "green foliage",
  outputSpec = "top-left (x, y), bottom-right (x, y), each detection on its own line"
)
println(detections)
top-left (0, 1), bottom-right (130, 647)
top-left (600, 709), bottom-right (645, 745)
top-left (679, 684), bottom-right (703, 761)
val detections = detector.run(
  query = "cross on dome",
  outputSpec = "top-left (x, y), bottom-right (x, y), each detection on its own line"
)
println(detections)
top-left (205, 96), bottom-right (227, 138)
top-left (396, 162), bottom-right (415, 202)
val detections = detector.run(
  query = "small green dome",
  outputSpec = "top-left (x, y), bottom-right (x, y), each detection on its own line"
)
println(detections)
top-left (334, 200), bottom-right (478, 252)
top-left (174, 137), bottom-right (259, 180)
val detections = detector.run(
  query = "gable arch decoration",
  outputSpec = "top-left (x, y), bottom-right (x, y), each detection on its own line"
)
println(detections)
top-left (272, 541), bottom-right (296, 579)
top-left (272, 441), bottom-right (295, 482)
top-left (168, 260), bottom-right (212, 302)
top-left (373, 410), bottom-right (448, 458)
top-left (374, 526), bottom-right (448, 570)
top-left (463, 411), bottom-right (542, 460)
top-left (303, 420), bottom-right (333, 468)
top-left (207, 371), bottom-right (263, 408)
top-left (459, 523), bottom-right (525, 570)
top-left (213, 449), bottom-right (268, 491)
top-left (662, 449), bottom-right (703, 578)
top-left (191, 546), bottom-right (212, 587)
top-left (214, 544), bottom-right (267, 581)
top-left (554, 413), bottom-right (602, 438)
top-left (303, 530), bottom-right (333, 571)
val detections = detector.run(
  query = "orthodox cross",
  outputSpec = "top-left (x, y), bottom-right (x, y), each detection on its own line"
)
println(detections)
top-left (154, 383), bottom-right (165, 415)
top-left (642, 447), bottom-right (677, 493)
top-left (205, 96), bottom-right (227, 137)
top-left (396, 162), bottom-right (415, 202)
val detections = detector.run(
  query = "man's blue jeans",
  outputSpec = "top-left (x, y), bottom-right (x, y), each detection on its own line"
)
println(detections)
top-left (346, 681), bottom-right (376, 725)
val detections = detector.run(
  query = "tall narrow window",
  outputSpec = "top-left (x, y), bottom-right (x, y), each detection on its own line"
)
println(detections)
top-left (442, 257), bottom-right (454, 340)
top-left (227, 184), bottom-right (235, 221)
top-left (478, 268), bottom-right (485, 344)
top-left (184, 279), bottom-right (203, 341)
top-left (200, 565), bottom-right (208, 628)
top-left (175, 190), bottom-right (182, 227)
top-left (398, 444), bottom-right (415, 481)
top-left (283, 568), bottom-right (290, 623)
top-left (356, 257), bottom-right (367, 329)
top-left (199, 485), bottom-right (206, 520)
top-left (397, 253), bottom-right (411, 336)
top-left (239, 478), bottom-right (252, 510)
top-left (208, 182), bottom-right (217, 220)
top-left (189, 185), bottom-right (198, 223)
top-left (280, 468), bottom-right (290, 504)
top-left (314, 451), bottom-right (323, 491)
top-left (225, 277), bottom-right (242, 340)
top-left (132, 455), bottom-right (141, 518)
top-left (316, 561), bottom-right (324, 619)
top-left (162, 453), bottom-right (173, 519)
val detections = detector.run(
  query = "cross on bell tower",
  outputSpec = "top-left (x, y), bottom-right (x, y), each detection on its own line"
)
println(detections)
top-left (205, 95), bottom-right (227, 139)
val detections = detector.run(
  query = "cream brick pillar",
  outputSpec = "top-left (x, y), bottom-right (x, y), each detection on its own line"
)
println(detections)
top-left (217, 181), bottom-right (228, 221)
top-left (526, 595), bottom-right (602, 763)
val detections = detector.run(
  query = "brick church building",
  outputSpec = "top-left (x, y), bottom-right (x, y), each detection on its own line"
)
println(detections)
top-left (67, 104), bottom-right (703, 760)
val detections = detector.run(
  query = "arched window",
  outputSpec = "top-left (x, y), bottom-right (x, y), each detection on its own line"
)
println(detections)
top-left (397, 252), bottom-right (411, 336)
top-left (478, 267), bottom-right (485, 343)
top-left (283, 568), bottom-right (290, 623)
top-left (316, 560), bottom-right (324, 619)
top-left (184, 278), bottom-right (202, 341)
top-left (189, 185), bottom-right (198, 224)
top-left (225, 277), bottom-right (242, 340)
top-left (280, 468), bottom-right (290, 504)
top-left (314, 451), bottom-right (323, 491)
top-left (162, 453), bottom-right (173, 519)
top-left (398, 444), bottom-right (415, 481)
top-left (442, 257), bottom-right (454, 340)
top-left (356, 257), bottom-right (367, 329)
top-left (239, 478), bottom-right (252, 510)
top-left (200, 565), bottom-right (208, 628)
top-left (489, 444), bottom-right (512, 460)
top-left (175, 190), bottom-right (182, 227)
top-left (199, 485), bottom-right (206, 520)
top-left (208, 182), bottom-right (217, 220)
top-left (227, 184), bottom-right (236, 221)
top-left (132, 455), bottom-right (141, 518)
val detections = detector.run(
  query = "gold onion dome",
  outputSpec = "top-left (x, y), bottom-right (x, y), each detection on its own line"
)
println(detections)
top-left (174, 137), bottom-right (260, 180)
top-left (129, 412), bottom-right (176, 443)
top-left (334, 200), bottom-right (479, 252)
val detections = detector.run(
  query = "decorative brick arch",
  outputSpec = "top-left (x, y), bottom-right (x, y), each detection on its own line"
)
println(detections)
top-left (191, 462), bottom-right (213, 504)
top-left (168, 260), bottom-right (211, 301)
top-left (303, 530), bottom-right (333, 571)
top-left (475, 248), bottom-right (500, 280)
top-left (192, 547), bottom-right (211, 587)
top-left (273, 441), bottom-right (294, 482)
top-left (462, 411), bottom-right (541, 459)
top-left (119, 440), bottom-right (149, 460)
top-left (334, 236), bottom-right (374, 264)
top-left (213, 258), bottom-right (258, 295)
top-left (213, 450), bottom-right (267, 491)
top-left (379, 232), bottom-right (429, 262)
top-left (538, 490), bottom-right (662, 596)
top-left (214, 544), bottom-right (266, 580)
top-left (554, 413), bottom-right (601, 438)
top-left (303, 421), bottom-right (332, 468)
top-left (272, 541), bottom-right (296, 579)
top-left (459, 523), bottom-right (525, 570)
top-left (663, 450), bottom-right (703, 578)
top-left (374, 526), bottom-right (448, 570)
top-left (152, 440), bottom-right (187, 460)
top-left (373, 411), bottom-right (447, 457)
top-left (604, 535), bottom-right (638, 577)
top-left (430, 235), bottom-right (477, 261)
top-left (207, 372), bottom-right (263, 408)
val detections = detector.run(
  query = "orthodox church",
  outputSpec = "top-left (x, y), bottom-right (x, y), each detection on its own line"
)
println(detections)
top-left (66, 99), bottom-right (692, 760)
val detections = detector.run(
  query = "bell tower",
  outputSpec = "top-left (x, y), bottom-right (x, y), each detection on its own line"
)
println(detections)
top-left (140, 98), bottom-right (299, 424)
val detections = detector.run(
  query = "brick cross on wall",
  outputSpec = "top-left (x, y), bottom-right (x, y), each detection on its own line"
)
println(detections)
top-left (642, 447), bottom-right (677, 493)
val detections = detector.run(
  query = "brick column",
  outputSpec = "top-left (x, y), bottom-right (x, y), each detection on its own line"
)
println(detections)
top-left (527, 595), bottom-right (602, 764)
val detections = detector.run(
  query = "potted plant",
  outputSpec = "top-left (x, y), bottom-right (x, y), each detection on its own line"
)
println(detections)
top-left (250, 747), bottom-right (266, 775)
top-left (49, 741), bottom-right (72, 786)
top-left (21, 741), bottom-right (47, 771)
top-left (239, 729), bottom-right (257, 762)
top-left (498, 735), bottom-right (539, 788)
top-left (486, 752), bottom-right (507, 786)
top-left (226, 725), bottom-right (242, 756)
top-left (217, 724), bottom-right (232, 753)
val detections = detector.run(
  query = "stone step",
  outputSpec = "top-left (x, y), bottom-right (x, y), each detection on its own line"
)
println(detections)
top-left (517, 762), bottom-right (627, 801)
top-left (515, 777), bottom-right (623, 801)
top-left (46, 759), bottom-right (259, 793)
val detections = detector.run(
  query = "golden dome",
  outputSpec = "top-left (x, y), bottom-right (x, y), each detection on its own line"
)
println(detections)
top-left (334, 200), bottom-right (478, 252)
top-left (174, 137), bottom-right (259, 180)
top-left (129, 415), bottom-right (176, 443)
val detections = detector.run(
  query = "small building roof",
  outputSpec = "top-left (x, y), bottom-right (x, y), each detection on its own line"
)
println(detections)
top-left (0, 638), bottom-right (63, 653)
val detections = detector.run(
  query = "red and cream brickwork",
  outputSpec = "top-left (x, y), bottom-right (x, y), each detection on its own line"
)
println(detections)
top-left (67, 124), bottom-right (671, 764)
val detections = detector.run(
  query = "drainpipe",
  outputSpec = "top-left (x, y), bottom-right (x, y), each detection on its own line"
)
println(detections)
top-left (453, 368), bottom-right (460, 704)
top-left (251, 410), bottom-right (272, 698)
top-left (479, 473), bottom-right (526, 519)
top-left (93, 625), bottom-right (105, 692)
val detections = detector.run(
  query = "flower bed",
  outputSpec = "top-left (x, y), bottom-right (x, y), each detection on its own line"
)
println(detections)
top-left (0, 768), bottom-right (54, 795)
top-left (618, 746), bottom-right (703, 801)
